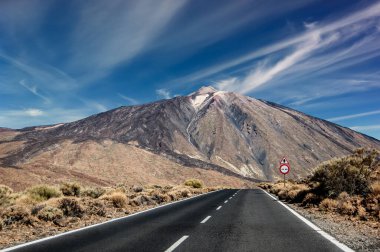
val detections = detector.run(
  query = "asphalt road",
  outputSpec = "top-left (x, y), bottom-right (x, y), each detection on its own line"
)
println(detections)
top-left (5, 189), bottom-right (347, 252)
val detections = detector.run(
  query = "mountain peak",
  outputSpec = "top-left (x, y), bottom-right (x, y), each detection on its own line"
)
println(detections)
top-left (192, 86), bottom-right (218, 95)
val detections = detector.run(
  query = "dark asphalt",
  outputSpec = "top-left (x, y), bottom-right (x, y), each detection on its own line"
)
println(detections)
top-left (5, 189), bottom-right (344, 252)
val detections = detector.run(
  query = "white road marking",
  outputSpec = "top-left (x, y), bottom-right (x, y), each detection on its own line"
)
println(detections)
top-left (224, 200), bottom-right (228, 203)
top-left (164, 235), bottom-right (189, 252)
top-left (2, 190), bottom-right (223, 252)
top-left (229, 197), bottom-right (232, 199)
top-left (261, 189), bottom-right (354, 252)
top-left (200, 216), bottom-right (212, 223)
top-left (216, 206), bottom-right (222, 210)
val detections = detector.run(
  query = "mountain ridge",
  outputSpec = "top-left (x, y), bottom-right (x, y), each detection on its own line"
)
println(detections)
top-left (0, 86), bottom-right (379, 189)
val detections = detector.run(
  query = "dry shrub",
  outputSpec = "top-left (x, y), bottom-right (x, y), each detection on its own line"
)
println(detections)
top-left (81, 187), bottom-right (106, 199)
top-left (1, 205), bottom-right (34, 226)
top-left (27, 185), bottom-right (62, 202)
top-left (370, 182), bottom-right (380, 196)
top-left (60, 182), bottom-right (81, 197)
top-left (319, 198), bottom-right (338, 211)
top-left (58, 198), bottom-right (84, 217)
top-left (311, 149), bottom-right (379, 197)
top-left (37, 206), bottom-right (63, 221)
top-left (184, 179), bottom-right (203, 189)
top-left (31, 204), bottom-right (45, 215)
top-left (167, 192), bottom-right (177, 201)
top-left (150, 193), bottom-right (171, 204)
top-left (357, 205), bottom-right (367, 220)
top-left (338, 201), bottom-right (356, 215)
top-left (130, 195), bottom-right (153, 206)
top-left (0, 185), bottom-right (13, 206)
top-left (180, 188), bottom-right (191, 197)
top-left (86, 201), bottom-right (106, 216)
top-left (101, 192), bottom-right (127, 208)
top-left (301, 193), bottom-right (320, 206)
top-left (333, 192), bottom-right (357, 215)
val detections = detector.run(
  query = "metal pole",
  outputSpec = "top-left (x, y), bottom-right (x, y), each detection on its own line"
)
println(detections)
top-left (284, 174), bottom-right (286, 187)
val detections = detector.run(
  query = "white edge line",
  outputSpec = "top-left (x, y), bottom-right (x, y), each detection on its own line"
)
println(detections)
top-left (2, 189), bottom-right (223, 252)
top-left (200, 216), bottom-right (212, 224)
top-left (216, 206), bottom-right (222, 210)
top-left (261, 189), bottom-right (354, 252)
top-left (164, 235), bottom-right (189, 252)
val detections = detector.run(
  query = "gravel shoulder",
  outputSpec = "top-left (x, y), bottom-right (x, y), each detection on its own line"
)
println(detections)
top-left (285, 202), bottom-right (379, 251)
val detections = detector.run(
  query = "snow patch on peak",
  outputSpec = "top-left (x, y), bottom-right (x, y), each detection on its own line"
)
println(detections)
top-left (191, 94), bottom-right (209, 110)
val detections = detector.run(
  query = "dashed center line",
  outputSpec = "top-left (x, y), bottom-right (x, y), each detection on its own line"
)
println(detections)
top-left (229, 197), bottom-right (232, 199)
top-left (216, 206), bottom-right (222, 210)
top-left (224, 200), bottom-right (228, 203)
top-left (164, 235), bottom-right (189, 252)
top-left (200, 215), bottom-right (212, 223)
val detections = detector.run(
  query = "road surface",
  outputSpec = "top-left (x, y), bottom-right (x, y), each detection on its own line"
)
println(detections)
top-left (4, 189), bottom-right (349, 252)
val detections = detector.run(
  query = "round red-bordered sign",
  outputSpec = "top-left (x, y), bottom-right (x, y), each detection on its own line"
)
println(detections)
top-left (279, 164), bottom-right (290, 175)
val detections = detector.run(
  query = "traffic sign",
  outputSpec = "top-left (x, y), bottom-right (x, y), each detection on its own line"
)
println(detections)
top-left (279, 164), bottom-right (290, 175)
top-left (280, 157), bottom-right (289, 165)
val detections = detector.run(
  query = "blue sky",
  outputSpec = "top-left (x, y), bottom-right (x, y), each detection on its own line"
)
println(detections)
top-left (0, 0), bottom-right (379, 140)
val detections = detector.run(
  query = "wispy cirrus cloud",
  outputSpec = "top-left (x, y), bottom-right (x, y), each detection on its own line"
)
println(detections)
top-left (118, 93), bottom-right (139, 105)
top-left (350, 125), bottom-right (380, 131)
top-left (163, 1), bottom-right (380, 97)
top-left (328, 109), bottom-right (380, 122)
top-left (19, 80), bottom-right (50, 104)
top-left (68, 0), bottom-right (187, 75)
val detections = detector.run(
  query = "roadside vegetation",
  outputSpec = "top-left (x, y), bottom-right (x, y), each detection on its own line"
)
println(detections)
top-left (0, 179), bottom-right (221, 249)
top-left (259, 148), bottom-right (380, 221)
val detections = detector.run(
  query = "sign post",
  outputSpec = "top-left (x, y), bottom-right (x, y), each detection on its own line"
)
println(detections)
top-left (279, 157), bottom-right (290, 187)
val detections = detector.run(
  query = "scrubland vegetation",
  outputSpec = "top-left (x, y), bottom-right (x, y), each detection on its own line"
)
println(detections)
top-left (0, 179), bottom-right (220, 248)
top-left (259, 148), bottom-right (380, 221)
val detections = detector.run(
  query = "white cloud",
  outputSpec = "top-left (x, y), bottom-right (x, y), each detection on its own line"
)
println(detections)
top-left (328, 109), bottom-right (380, 122)
top-left (156, 88), bottom-right (171, 99)
top-left (25, 108), bottom-right (44, 117)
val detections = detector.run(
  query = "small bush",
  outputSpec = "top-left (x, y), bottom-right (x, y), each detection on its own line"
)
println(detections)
top-left (184, 179), bottom-right (203, 188)
top-left (1, 206), bottom-right (33, 226)
top-left (86, 201), bottom-right (106, 216)
top-left (37, 206), bottom-right (63, 221)
top-left (302, 193), bottom-right (320, 206)
top-left (0, 185), bottom-right (13, 206)
top-left (370, 182), bottom-right (380, 196)
top-left (60, 183), bottom-right (81, 197)
top-left (319, 198), bottom-right (338, 211)
top-left (357, 205), bottom-right (367, 220)
top-left (102, 192), bottom-right (127, 208)
top-left (167, 192), bottom-right (177, 201)
top-left (150, 193), bottom-right (170, 204)
top-left (130, 195), bottom-right (153, 206)
top-left (31, 204), bottom-right (45, 215)
top-left (27, 185), bottom-right (61, 202)
top-left (338, 201), bottom-right (356, 215)
top-left (58, 198), bottom-right (84, 217)
top-left (81, 187), bottom-right (106, 199)
top-left (180, 189), bottom-right (191, 197)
